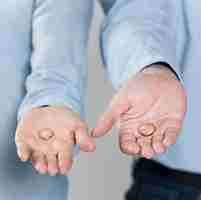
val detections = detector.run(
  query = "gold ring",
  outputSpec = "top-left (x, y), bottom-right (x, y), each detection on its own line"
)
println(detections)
top-left (38, 128), bottom-right (55, 141)
top-left (138, 123), bottom-right (156, 137)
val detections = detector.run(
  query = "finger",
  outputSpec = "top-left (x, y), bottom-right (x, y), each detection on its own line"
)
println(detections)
top-left (46, 154), bottom-right (59, 176)
top-left (58, 139), bottom-right (74, 175)
top-left (92, 96), bottom-right (129, 137)
top-left (91, 111), bottom-right (117, 138)
top-left (119, 132), bottom-right (140, 155)
top-left (32, 151), bottom-right (47, 174)
top-left (75, 128), bottom-right (96, 152)
top-left (58, 152), bottom-right (73, 175)
top-left (160, 119), bottom-right (181, 147)
top-left (16, 142), bottom-right (31, 162)
top-left (138, 138), bottom-right (154, 159)
top-left (120, 122), bottom-right (141, 139)
top-left (163, 128), bottom-right (179, 147)
top-left (152, 129), bottom-right (166, 154)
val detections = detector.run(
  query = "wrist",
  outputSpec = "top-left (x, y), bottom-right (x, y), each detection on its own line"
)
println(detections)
top-left (140, 63), bottom-right (178, 80)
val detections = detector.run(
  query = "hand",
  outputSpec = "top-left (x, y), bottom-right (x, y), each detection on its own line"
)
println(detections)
top-left (15, 106), bottom-right (96, 176)
top-left (92, 64), bottom-right (187, 159)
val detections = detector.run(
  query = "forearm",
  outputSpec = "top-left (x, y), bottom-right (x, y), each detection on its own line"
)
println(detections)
top-left (18, 0), bottom-right (94, 119)
top-left (100, 0), bottom-right (186, 89)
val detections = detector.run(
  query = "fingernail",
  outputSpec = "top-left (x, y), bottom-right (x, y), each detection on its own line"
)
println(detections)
top-left (60, 170), bottom-right (67, 176)
top-left (40, 170), bottom-right (47, 175)
top-left (35, 163), bottom-right (41, 171)
top-left (40, 165), bottom-right (47, 174)
top-left (49, 171), bottom-right (57, 176)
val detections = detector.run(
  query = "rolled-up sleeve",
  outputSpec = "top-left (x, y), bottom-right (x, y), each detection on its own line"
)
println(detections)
top-left (100, 0), bottom-right (186, 89)
top-left (18, 0), bottom-right (94, 119)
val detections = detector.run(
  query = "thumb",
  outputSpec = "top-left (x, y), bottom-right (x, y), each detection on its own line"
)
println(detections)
top-left (92, 98), bottom-right (130, 138)
top-left (75, 127), bottom-right (96, 152)
top-left (16, 141), bottom-right (31, 162)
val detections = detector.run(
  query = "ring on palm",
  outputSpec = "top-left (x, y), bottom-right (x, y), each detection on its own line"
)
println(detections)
top-left (38, 128), bottom-right (55, 141)
top-left (138, 123), bottom-right (156, 137)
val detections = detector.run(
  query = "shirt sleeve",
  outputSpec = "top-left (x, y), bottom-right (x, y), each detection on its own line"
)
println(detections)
top-left (100, 0), bottom-right (186, 89)
top-left (18, 0), bottom-right (94, 120)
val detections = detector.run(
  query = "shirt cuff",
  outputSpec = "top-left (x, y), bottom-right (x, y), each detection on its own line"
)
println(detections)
top-left (113, 54), bottom-right (182, 90)
top-left (18, 89), bottom-right (84, 121)
top-left (101, 25), bottom-right (183, 90)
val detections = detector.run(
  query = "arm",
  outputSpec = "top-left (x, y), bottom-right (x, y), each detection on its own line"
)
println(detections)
top-left (92, 0), bottom-right (187, 158)
top-left (18, 0), bottom-right (94, 119)
top-left (15, 0), bottom-right (95, 175)
top-left (100, 0), bottom-right (186, 89)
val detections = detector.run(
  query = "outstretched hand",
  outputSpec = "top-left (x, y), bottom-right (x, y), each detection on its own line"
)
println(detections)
top-left (15, 106), bottom-right (96, 176)
top-left (92, 65), bottom-right (187, 159)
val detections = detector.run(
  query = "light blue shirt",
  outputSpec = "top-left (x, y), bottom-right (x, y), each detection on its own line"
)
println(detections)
top-left (15, 0), bottom-right (201, 176)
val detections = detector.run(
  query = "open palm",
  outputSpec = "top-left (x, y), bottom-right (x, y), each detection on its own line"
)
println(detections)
top-left (92, 65), bottom-right (187, 159)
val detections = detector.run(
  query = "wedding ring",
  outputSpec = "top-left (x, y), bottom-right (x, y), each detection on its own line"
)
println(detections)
top-left (138, 123), bottom-right (156, 137)
top-left (38, 128), bottom-right (55, 141)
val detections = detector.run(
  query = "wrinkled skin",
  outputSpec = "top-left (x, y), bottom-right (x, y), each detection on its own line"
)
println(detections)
top-left (92, 64), bottom-right (187, 159)
top-left (15, 107), bottom-right (96, 176)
